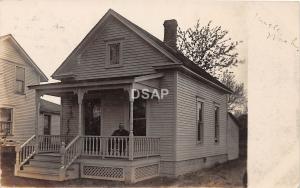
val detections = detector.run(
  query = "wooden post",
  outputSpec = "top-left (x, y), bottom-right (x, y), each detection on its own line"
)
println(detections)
top-left (14, 145), bottom-right (20, 175)
top-left (128, 87), bottom-right (134, 160)
top-left (59, 141), bottom-right (66, 180)
top-left (35, 91), bottom-right (41, 153)
top-left (77, 89), bottom-right (85, 136)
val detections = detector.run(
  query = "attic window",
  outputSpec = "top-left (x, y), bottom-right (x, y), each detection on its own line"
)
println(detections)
top-left (106, 41), bottom-right (122, 67)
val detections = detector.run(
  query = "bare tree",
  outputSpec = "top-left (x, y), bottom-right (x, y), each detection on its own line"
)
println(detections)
top-left (177, 20), bottom-right (243, 78)
top-left (220, 70), bottom-right (247, 114)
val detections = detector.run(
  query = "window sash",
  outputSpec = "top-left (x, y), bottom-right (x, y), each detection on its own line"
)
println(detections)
top-left (16, 80), bottom-right (25, 93)
top-left (214, 106), bottom-right (220, 142)
top-left (44, 115), bottom-right (51, 135)
top-left (16, 66), bottom-right (25, 93)
top-left (0, 108), bottom-right (13, 135)
top-left (196, 99), bottom-right (204, 142)
top-left (16, 67), bottom-right (25, 81)
top-left (109, 43), bottom-right (120, 65)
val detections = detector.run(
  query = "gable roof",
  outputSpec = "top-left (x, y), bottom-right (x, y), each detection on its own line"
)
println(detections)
top-left (0, 34), bottom-right (48, 82)
top-left (40, 99), bottom-right (60, 115)
top-left (52, 9), bottom-right (231, 93)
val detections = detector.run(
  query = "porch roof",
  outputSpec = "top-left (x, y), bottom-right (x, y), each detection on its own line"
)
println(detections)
top-left (28, 73), bottom-right (164, 96)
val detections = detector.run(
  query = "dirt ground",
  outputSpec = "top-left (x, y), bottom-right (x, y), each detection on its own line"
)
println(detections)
top-left (1, 156), bottom-right (246, 188)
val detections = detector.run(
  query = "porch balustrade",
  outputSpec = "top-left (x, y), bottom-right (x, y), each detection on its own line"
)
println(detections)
top-left (15, 135), bottom-right (36, 171)
top-left (133, 136), bottom-right (160, 158)
top-left (18, 135), bottom-right (159, 160)
top-left (16, 134), bottom-right (160, 181)
top-left (37, 135), bottom-right (76, 153)
top-left (82, 136), bottom-right (129, 158)
top-left (80, 136), bottom-right (159, 159)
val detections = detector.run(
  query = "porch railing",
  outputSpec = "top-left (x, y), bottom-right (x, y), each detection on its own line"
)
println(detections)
top-left (37, 135), bottom-right (76, 153)
top-left (15, 135), bottom-right (36, 171)
top-left (81, 136), bottom-right (160, 159)
top-left (82, 136), bottom-right (129, 158)
top-left (0, 121), bottom-right (12, 136)
top-left (134, 137), bottom-right (160, 158)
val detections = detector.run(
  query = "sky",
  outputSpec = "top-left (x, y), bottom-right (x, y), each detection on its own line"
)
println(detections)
top-left (0, 0), bottom-right (247, 103)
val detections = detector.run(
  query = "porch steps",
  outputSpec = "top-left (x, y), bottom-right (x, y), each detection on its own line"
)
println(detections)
top-left (16, 153), bottom-right (79, 181)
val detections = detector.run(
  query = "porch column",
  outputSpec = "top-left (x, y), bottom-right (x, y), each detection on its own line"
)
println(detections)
top-left (128, 88), bottom-right (134, 160)
top-left (35, 91), bottom-right (41, 153)
top-left (77, 89), bottom-right (85, 136)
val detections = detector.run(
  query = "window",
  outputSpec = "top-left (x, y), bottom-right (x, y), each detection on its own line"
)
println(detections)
top-left (196, 97), bottom-right (204, 143)
top-left (44, 115), bottom-right (51, 135)
top-left (214, 106), bottom-right (220, 143)
top-left (108, 43), bottom-right (120, 65)
top-left (133, 97), bottom-right (147, 136)
top-left (0, 108), bottom-right (13, 136)
top-left (16, 66), bottom-right (25, 94)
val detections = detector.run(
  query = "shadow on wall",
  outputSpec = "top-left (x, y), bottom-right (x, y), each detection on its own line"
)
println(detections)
top-left (237, 114), bottom-right (247, 158)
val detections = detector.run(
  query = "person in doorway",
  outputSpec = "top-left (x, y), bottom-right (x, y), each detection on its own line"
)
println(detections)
top-left (109, 123), bottom-right (129, 156)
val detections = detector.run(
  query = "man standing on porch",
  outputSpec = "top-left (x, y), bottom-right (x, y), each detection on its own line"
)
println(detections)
top-left (109, 123), bottom-right (129, 156)
top-left (112, 123), bottom-right (129, 136)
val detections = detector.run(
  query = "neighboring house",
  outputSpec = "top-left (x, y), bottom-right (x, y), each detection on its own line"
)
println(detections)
top-left (15, 9), bottom-right (237, 183)
top-left (227, 112), bottom-right (239, 160)
top-left (39, 99), bottom-right (61, 136)
top-left (0, 34), bottom-right (48, 144)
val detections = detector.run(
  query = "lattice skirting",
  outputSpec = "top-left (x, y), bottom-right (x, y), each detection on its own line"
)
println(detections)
top-left (82, 165), bottom-right (124, 181)
top-left (135, 164), bottom-right (159, 181)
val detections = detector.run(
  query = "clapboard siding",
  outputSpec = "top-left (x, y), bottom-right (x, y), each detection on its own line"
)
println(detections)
top-left (0, 40), bottom-right (26, 65)
top-left (0, 57), bottom-right (39, 143)
top-left (59, 17), bottom-right (173, 80)
top-left (148, 71), bottom-right (176, 162)
top-left (176, 71), bottom-right (227, 161)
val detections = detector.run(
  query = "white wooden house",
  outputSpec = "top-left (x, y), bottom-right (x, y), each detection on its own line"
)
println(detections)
top-left (0, 34), bottom-right (48, 144)
top-left (14, 9), bottom-right (237, 183)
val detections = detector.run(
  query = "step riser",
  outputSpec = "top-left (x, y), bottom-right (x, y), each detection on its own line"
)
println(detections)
top-left (34, 155), bottom-right (61, 160)
top-left (16, 153), bottom-right (80, 181)
top-left (16, 171), bottom-right (62, 181)
top-left (30, 160), bottom-right (61, 168)
top-left (23, 166), bottom-right (60, 174)
top-left (33, 157), bottom-right (61, 163)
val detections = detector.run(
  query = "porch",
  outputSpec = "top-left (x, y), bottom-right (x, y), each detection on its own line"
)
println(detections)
top-left (15, 74), bottom-right (164, 183)
top-left (15, 135), bottom-right (160, 182)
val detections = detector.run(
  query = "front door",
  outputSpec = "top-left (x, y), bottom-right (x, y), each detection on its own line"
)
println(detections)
top-left (84, 98), bottom-right (101, 135)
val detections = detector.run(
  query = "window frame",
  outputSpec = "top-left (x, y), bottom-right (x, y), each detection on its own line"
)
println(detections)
top-left (105, 40), bottom-right (123, 68)
top-left (0, 107), bottom-right (14, 136)
top-left (196, 97), bottom-right (205, 144)
top-left (132, 97), bottom-right (147, 136)
top-left (15, 66), bottom-right (25, 94)
top-left (214, 104), bottom-right (220, 144)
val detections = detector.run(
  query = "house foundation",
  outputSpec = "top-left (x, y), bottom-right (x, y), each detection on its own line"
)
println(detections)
top-left (78, 156), bottom-right (160, 183)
